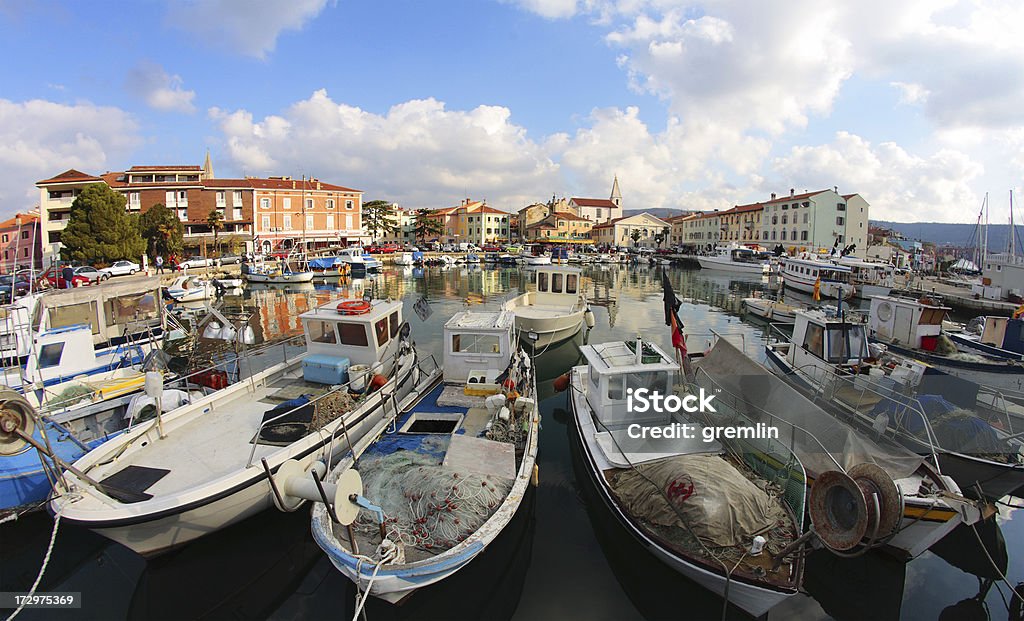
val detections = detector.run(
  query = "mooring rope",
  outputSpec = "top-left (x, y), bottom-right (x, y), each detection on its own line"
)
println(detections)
top-left (5, 506), bottom-right (63, 621)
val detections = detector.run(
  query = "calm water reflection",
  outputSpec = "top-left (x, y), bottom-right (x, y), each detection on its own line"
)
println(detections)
top-left (1, 264), bottom-right (1020, 621)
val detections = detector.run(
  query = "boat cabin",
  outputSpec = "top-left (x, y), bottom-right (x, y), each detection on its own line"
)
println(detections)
top-left (838, 258), bottom-right (895, 285)
top-left (527, 265), bottom-right (582, 301)
top-left (442, 310), bottom-right (515, 384)
top-left (580, 339), bottom-right (679, 429)
top-left (782, 257), bottom-right (854, 286)
top-left (972, 316), bottom-right (1024, 355)
top-left (868, 295), bottom-right (950, 350)
top-left (299, 299), bottom-right (404, 384)
top-left (789, 309), bottom-right (870, 371)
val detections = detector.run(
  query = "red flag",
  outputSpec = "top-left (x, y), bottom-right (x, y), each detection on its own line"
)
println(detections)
top-left (670, 312), bottom-right (687, 356)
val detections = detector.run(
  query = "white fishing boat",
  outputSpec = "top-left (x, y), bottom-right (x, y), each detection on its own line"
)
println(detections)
top-left (763, 306), bottom-right (1024, 501)
top-left (866, 296), bottom-right (1024, 397)
top-left (780, 256), bottom-right (856, 299)
top-left (51, 298), bottom-right (439, 556)
top-left (242, 255), bottom-right (315, 284)
top-left (392, 252), bottom-right (415, 266)
top-left (741, 296), bottom-right (797, 324)
top-left (506, 266), bottom-right (594, 348)
top-left (836, 256), bottom-right (895, 298)
top-left (569, 337), bottom-right (806, 616)
top-left (946, 315), bottom-right (1024, 361)
top-left (336, 247), bottom-right (382, 271)
top-left (696, 245), bottom-right (771, 274)
top-left (210, 276), bottom-right (243, 289)
top-left (310, 308), bottom-right (539, 606)
top-left (704, 336), bottom-right (986, 558)
top-left (165, 275), bottom-right (212, 302)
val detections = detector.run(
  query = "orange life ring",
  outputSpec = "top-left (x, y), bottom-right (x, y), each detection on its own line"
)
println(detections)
top-left (337, 299), bottom-right (372, 315)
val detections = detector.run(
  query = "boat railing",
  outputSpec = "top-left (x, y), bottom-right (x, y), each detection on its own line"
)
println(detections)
top-left (689, 367), bottom-right (809, 528)
top-left (974, 384), bottom-right (1023, 436)
top-left (812, 366), bottom-right (945, 471)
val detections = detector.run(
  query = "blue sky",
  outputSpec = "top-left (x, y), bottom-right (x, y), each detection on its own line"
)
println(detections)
top-left (2, 0), bottom-right (1023, 223)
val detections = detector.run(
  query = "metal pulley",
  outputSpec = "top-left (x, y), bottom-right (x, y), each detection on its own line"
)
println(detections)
top-left (808, 463), bottom-right (902, 553)
top-left (0, 389), bottom-right (37, 456)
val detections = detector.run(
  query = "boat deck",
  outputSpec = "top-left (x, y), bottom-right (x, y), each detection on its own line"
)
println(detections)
top-left (91, 368), bottom-right (330, 498)
top-left (335, 382), bottom-right (521, 563)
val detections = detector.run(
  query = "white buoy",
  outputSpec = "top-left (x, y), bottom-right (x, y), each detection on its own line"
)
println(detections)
top-left (584, 308), bottom-right (595, 328)
top-left (749, 535), bottom-right (766, 556)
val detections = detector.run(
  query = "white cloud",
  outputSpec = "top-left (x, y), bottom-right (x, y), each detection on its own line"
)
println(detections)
top-left (891, 81), bottom-right (930, 106)
top-left (506, 0), bottom-right (581, 19)
top-left (166, 0), bottom-right (330, 59)
top-left (771, 131), bottom-right (984, 222)
top-left (209, 90), bottom-right (561, 209)
top-left (126, 61), bottom-right (196, 113)
top-left (0, 99), bottom-right (140, 214)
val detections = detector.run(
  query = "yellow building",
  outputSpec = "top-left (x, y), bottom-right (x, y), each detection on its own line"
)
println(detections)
top-left (524, 211), bottom-right (594, 242)
top-left (429, 199), bottom-right (512, 244)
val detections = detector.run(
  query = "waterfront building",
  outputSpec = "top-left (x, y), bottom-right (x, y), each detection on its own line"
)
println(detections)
top-left (0, 212), bottom-right (42, 272)
top-left (429, 199), bottom-right (511, 244)
top-left (378, 206), bottom-right (418, 246)
top-left (523, 211), bottom-right (594, 243)
top-left (679, 211), bottom-right (723, 249)
top-left (36, 155), bottom-right (365, 259)
top-left (760, 189), bottom-right (868, 258)
top-left (668, 213), bottom-right (699, 248)
top-left (590, 212), bottom-right (671, 249)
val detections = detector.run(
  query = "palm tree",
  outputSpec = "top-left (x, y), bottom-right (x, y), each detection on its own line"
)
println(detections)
top-left (630, 229), bottom-right (642, 248)
top-left (206, 208), bottom-right (225, 257)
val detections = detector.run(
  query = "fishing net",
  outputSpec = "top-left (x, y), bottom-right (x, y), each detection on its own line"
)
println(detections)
top-left (311, 390), bottom-right (356, 430)
top-left (354, 440), bottom-right (513, 554)
top-left (48, 384), bottom-right (94, 409)
top-left (608, 454), bottom-right (794, 551)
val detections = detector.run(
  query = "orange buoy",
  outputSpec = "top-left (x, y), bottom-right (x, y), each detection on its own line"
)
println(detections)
top-left (553, 373), bottom-right (570, 392)
top-left (337, 299), bottom-right (371, 315)
top-left (368, 374), bottom-right (388, 392)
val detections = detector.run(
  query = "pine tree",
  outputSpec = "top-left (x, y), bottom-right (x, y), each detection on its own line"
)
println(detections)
top-left (413, 208), bottom-right (442, 245)
top-left (362, 200), bottom-right (398, 241)
top-left (61, 183), bottom-right (146, 264)
top-left (139, 203), bottom-right (185, 259)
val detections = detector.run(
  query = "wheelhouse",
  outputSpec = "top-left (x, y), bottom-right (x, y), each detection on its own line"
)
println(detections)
top-left (580, 339), bottom-right (679, 429)
top-left (442, 310), bottom-right (515, 384)
top-left (527, 265), bottom-right (582, 299)
top-left (300, 299), bottom-right (404, 368)
top-left (783, 258), bottom-right (853, 284)
top-left (868, 295), bottom-right (949, 350)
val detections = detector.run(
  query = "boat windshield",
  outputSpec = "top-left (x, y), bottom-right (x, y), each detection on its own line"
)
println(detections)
top-left (825, 324), bottom-right (867, 363)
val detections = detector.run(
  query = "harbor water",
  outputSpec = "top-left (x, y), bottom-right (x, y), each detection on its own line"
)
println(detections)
top-left (1, 263), bottom-right (1021, 620)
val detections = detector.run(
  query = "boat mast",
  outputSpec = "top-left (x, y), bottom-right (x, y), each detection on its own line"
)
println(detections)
top-left (982, 192), bottom-right (989, 260)
top-left (1010, 189), bottom-right (1015, 258)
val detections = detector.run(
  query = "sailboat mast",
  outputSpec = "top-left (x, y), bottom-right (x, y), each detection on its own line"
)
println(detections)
top-left (1012, 190), bottom-right (1017, 259)
top-left (983, 192), bottom-right (989, 260)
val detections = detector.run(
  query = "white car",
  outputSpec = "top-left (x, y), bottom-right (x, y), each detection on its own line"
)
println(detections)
top-left (177, 256), bottom-right (214, 270)
top-left (100, 260), bottom-right (141, 277)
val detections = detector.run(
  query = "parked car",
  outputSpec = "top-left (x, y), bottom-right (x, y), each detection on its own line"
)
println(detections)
top-left (402, 244), bottom-right (420, 252)
top-left (42, 266), bottom-right (92, 288)
top-left (0, 275), bottom-right (31, 302)
top-left (100, 260), bottom-right (141, 277)
top-left (216, 255), bottom-right (242, 266)
top-left (482, 244), bottom-right (501, 252)
top-left (177, 256), bottom-right (214, 269)
top-left (73, 266), bottom-right (109, 283)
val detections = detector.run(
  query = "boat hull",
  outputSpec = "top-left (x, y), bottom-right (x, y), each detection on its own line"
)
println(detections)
top-left (695, 256), bottom-right (768, 274)
top-left (742, 298), bottom-right (796, 324)
top-left (568, 368), bottom-right (797, 616)
top-left (52, 354), bottom-right (423, 557)
top-left (243, 272), bottom-right (314, 284)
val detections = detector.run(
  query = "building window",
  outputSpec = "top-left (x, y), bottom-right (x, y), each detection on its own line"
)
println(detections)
top-left (165, 191), bottom-right (176, 207)
top-left (772, 216), bottom-right (777, 225)
top-left (261, 215), bottom-right (271, 229)
top-left (801, 231), bottom-right (808, 241)
top-left (283, 215), bottom-right (292, 230)
top-left (326, 199), bottom-right (335, 209)
top-left (305, 198), bottom-right (314, 210)
top-left (836, 216), bottom-right (845, 226)
top-left (129, 192), bottom-right (140, 209)
top-left (216, 191), bottom-right (226, 207)
top-left (21, 247), bottom-right (28, 257)
top-left (1, 234), bottom-right (7, 243)
top-left (837, 203), bottom-right (846, 211)
top-left (259, 198), bottom-right (270, 210)
top-left (233, 208), bottom-right (242, 220)
top-left (233, 191), bottom-right (243, 206)
top-left (803, 213), bottom-right (809, 224)
top-left (782, 204), bottom-right (789, 210)
top-left (21, 230), bottom-right (29, 239)
top-left (326, 214), bottom-right (334, 229)
top-left (782, 215), bottom-right (788, 225)
top-left (345, 200), bottom-right (354, 210)
top-left (177, 191), bottom-right (188, 205)
top-left (283, 198), bottom-right (291, 210)
top-left (306, 215), bottom-right (314, 230)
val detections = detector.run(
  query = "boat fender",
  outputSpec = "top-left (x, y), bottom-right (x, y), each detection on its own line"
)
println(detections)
top-left (531, 464), bottom-right (540, 487)
top-left (367, 374), bottom-right (388, 393)
top-left (749, 535), bottom-right (766, 556)
top-left (553, 373), bottom-right (570, 392)
top-left (584, 308), bottom-right (596, 329)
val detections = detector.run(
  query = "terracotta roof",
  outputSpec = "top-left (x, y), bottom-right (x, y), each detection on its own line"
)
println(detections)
top-left (842, 193), bottom-right (857, 200)
top-left (246, 178), bottom-right (360, 192)
top-left (202, 179), bottom-right (255, 188)
top-left (592, 217), bottom-right (625, 230)
top-left (550, 211), bottom-right (590, 222)
top-left (475, 205), bottom-right (511, 215)
top-left (36, 169), bottom-right (102, 185)
top-left (570, 197), bottom-right (619, 209)
top-left (127, 165), bottom-right (202, 172)
top-left (0, 213), bottom-right (39, 229)
top-left (724, 202), bottom-right (764, 214)
top-left (765, 190), bottom-right (830, 204)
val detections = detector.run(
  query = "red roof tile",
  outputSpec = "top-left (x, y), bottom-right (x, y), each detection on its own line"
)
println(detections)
top-left (36, 169), bottom-right (102, 185)
top-left (570, 197), bottom-right (619, 208)
top-left (551, 211), bottom-right (591, 222)
top-left (246, 178), bottom-right (360, 192)
top-left (0, 213), bottom-right (39, 229)
top-left (765, 190), bottom-right (830, 204)
top-left (127, 165), bottom-right (202, 172)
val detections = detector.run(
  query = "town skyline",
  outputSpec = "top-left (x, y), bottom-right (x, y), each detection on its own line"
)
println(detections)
top-left (2, 1), bottom-right (1022, 224)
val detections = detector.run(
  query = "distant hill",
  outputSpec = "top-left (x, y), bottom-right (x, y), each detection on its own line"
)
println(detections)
top-left (872, 221), bottom-right (1023, 250)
